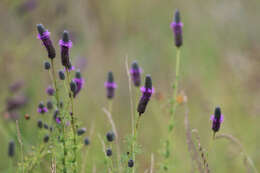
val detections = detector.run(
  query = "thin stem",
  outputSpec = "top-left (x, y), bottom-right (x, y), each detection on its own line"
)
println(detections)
top-left (16, 120), bottom-right (24, 173)
top-left (51, 60), bottom-right (60, 106)
top-left (169, 48), bottom-right (181, 131)
top-left (132, 114), bottom-right (141, 173)
top-left (65, 68), bottom-right (77, 172)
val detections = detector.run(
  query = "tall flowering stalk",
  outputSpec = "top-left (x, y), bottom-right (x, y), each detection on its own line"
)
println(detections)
top-left (131, 75), bottom-right (153, 173)
top-left (162, 9), bottom-right (183, 171)
top-left (37, 24), bottom-right (68, 172)
top-left (59, 30), bottom-right (78, 172)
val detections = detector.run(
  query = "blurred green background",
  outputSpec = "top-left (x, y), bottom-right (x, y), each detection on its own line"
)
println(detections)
top-left (0, 0), bottom-right (259, 172)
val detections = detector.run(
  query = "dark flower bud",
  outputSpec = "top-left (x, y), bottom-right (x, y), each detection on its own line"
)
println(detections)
top-left (59, 30), bottom-right (72, 68)
top-left (43, 135), bottom-right (49, 143)
top-left (106, 148), bottom-right (112, 157)
top-left (105, 71), bottom-right (117, 99)
top-left (8, 140), bottom-right (15, 157)
top-left (37, 120), bottom-right (43, 128)
top-left (211, 107), bottom-right (224, 134)
top-left (84, 137), bottom-right (90, 146)
top-left (43, 123), bottom-right (49, 129)
top-left (46, 100), bottom-right (53, 110)
top-left (75, 70), bottom-right (81, 79)
top-left (170, 10), bottom-right (183, 48)
top-left (77, 128), bottom-right (86, 136)
top-left (44, 61), bottom-right (51, 70)
top-left (130, 61), bottom-right (142, 87)
top-left (72, 78), bottom-right (84, 98)
top-left (58, 70), bottom-right (65, 80)
top-left (38, 102), bottom-right (48, 114)
top-left (53, 109), bottom-right (59, 120)
top-left (49, 126), bottom-right (53, 132)
top-left (46, 86), bottom-right (55, 96)
top-left (106, 131), bottom-right (115, 142)
top-left (37, 24), bottom-right (56, 59)
top-left (70, 81), bottom-right (77, 93)
top-left (60, 101), bottom-right (63, 108)
top-left (128, 159), bottom-right (134, 168)
top-left (137, 75), bottom-right (154, 115)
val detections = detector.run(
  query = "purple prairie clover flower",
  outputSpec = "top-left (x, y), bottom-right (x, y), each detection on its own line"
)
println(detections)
top-left (37, 102), bottom-right (48, 114)
top-left (130, 61), bottom-right (142, 87)
top-left (46, 86), bottom-right (55, 96)
top-left (211, 107), bottom-right (224, 134)
top-left (170, 10), bottom-right (183, 48)
top-left (105, 71), bottom-right (117, 99)
top-left (59, 30), bottom-right (72, 68)
top-left (72, 77), bottom-right (84, 98)
top-left (37, 24), bottom-right (56, 59)
top-left (56, 117), bottom-right (61, 124)
top-left (137, 75), bottom-right (154, 115)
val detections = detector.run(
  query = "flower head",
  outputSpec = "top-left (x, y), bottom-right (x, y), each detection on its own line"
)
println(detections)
top-left (37, 24), bottom-right (56, 59)
top-left (71, 70), bottom-right (84, 98)
top-left (46, 86), bottom-right (55, 96)
top-left (37, 102), bottom-right (48, 114)
top-left (59, 30), bottom-right (72, 68)
top-left (137, 75), bottom-right (154, 115)
top-left (170, 10), bottom-right (183, 48)
top-left (105, 71), bottom-right (117, 99)
top-left (211, 107), bottom-right (224, 134)
top-left (130, 61), bottom-right (142, 87)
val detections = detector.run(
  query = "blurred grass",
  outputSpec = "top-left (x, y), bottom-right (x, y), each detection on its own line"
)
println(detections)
top-left (0, 0), bottom-right (260, 172)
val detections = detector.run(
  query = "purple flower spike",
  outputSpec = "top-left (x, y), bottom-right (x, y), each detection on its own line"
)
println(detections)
top-left (105, 71), bottom-right (117, 99)
top-left (46, 86), bottom-right (55, 96)
top-left (37, 24), bottom-right (56, 59)
top-left (211, 107), bottom-right (223, 134)
top-left (37, 102), bottom-right (48, 114)
top-left (137, 75), bottom-right (154, 115)
top-left (130, 61), bottom-right (142, 87)
top-left (60, 30), bottom-right (73, 68)
top-left (56, 117), bottom-right (61, 124)
top-left (72, 76), bottom-right (84, 98)
top-left (170, 10), bottom-right (183, 48)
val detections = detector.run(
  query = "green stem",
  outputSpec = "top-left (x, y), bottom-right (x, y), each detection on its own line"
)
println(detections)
top-left (65, 68), bottom-right (77, 172)
top-left (50, 60), bottom-right (68, 173)
top-left (132, 114), bottom-right (141, 173)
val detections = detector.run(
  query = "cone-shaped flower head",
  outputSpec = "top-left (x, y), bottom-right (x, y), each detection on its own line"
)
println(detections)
top-left (37, 24), bottom-right (56, 59)
top-left (105, 71), bottom-right (117, 99)
top-left (72, 70), bottom-right (84, 98)
top-left (211, 107), bottom-right (224, 134)
top-left (137, 75), bottom-right (154, 115)
top-left (46, 86), bottom-right (55, 96)
top-left (59, 30), bottom-right (72, 68)
top-left (130, 61), bottom-right (142, 87)
top-left (170, 10), bottom-right (183, 47)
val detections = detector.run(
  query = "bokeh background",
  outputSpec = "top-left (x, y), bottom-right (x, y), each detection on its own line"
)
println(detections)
top-left (0, 0), bottom-right (259, 172)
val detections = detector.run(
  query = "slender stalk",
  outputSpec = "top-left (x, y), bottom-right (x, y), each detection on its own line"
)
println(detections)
top-left (50, 60), bottom-right (68, 173)
top-left (16, 120), bottom-right (24, 173)
top-left (169, 48), bottom-right (181, 130)
top-left (65, 68), bottom-right (77, 172)
top-left (132, 114), bottom-right (141, 173)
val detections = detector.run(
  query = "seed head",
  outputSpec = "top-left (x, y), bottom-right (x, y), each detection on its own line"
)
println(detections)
top-left (37, 120), bottom-right (43, 128)
top-left (137, 75), bottom-right (154, 115)
top-left (58, 70), bottom-right (65, 80)
top-left (36, 24), bottom-right (56, 59)
top-left (84, 137), bottom-right (90, 146)
top-left (128, 159), bottom-right (134, 168)
top-left (170, 9), bottom-right (183, 48)
top-left (44, 61), bottom-right (51, 70)
top-left (106, 131), bottom-right (115, 142)
top-left (8, 140), bottom-right (15, 157)
top-left (46, 100), bottom-right (53, 110)
top-left (106, 148), bottom-right (112, 157)
top-left (130, 61), bottom-right (142, 87)
top-left (77, 128), bottom-right (86, 136)
top-left (70, 81), bottom-right (77, 93)
top-left (43, 135), bottom-right (49, 143)
top-left (46, 86), bottom-right (55, 96)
